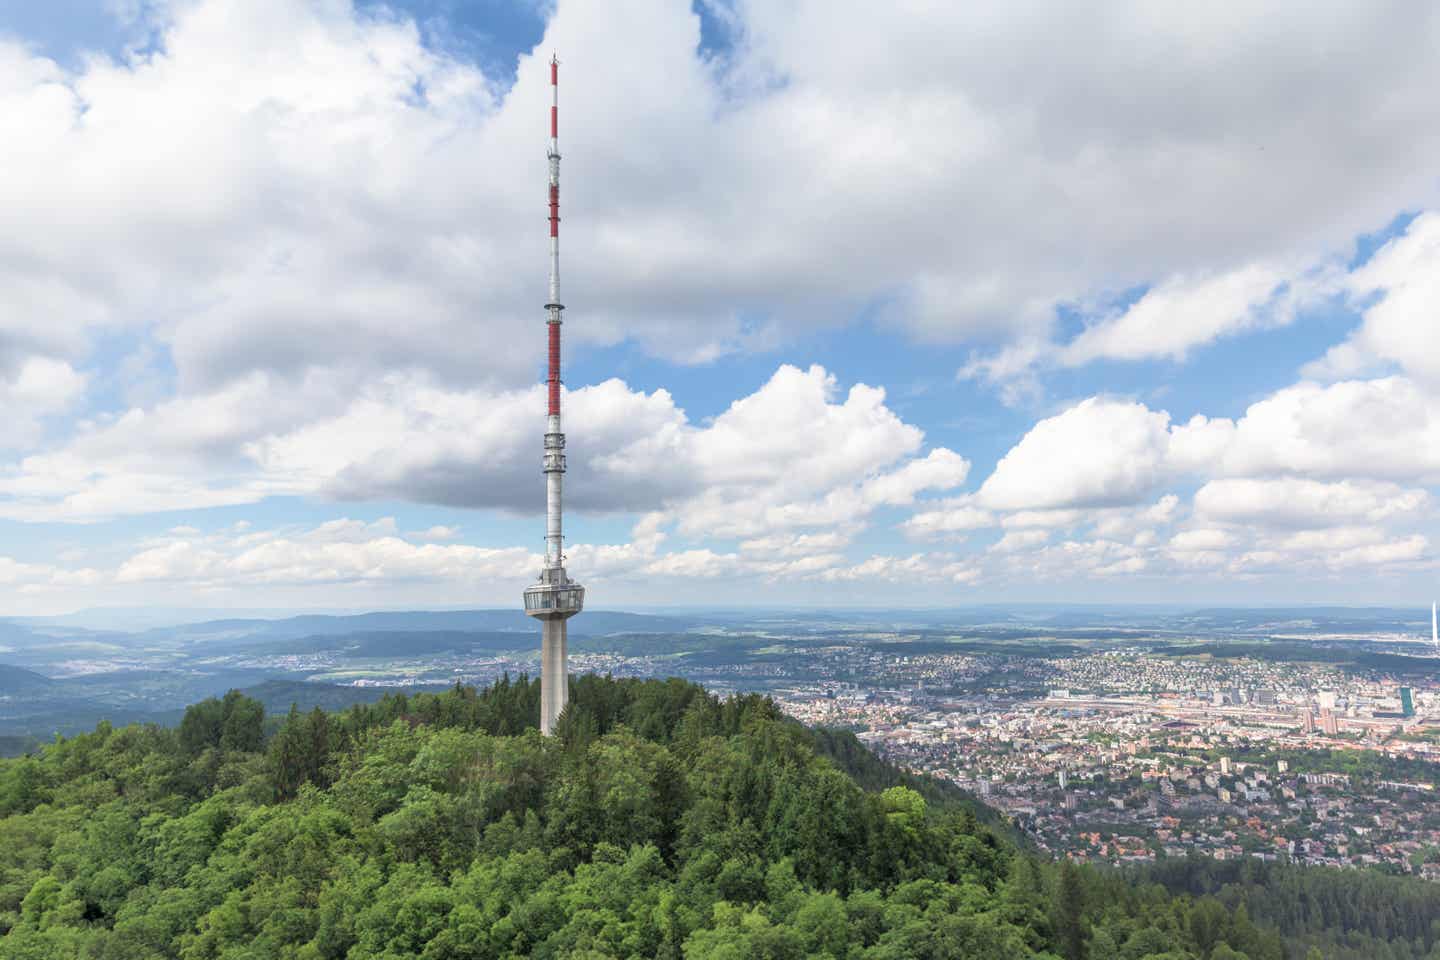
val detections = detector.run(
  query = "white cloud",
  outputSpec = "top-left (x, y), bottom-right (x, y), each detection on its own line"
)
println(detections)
top-left (995, 537), bottom-right (1149, 580)
top-left (1092, 495), bottom-right (1179, 540)
top-left (0, 555), bottom-right (99, 588)
top-left (905, 363), bottom-right (1440, 587)
top-left (2, 0), bottom-right (1439, 430)
top-left (861, 448), bottom-right (971, 507)
top-left (999, 509), bottom-right (1086, 529)
top-left (967, 372), bottom-right (1440, 523)
top-left (901, 497), bottom-right (995, 541)
top-left (1169, 528), bottom-right (1236, 552)
top-left (965, 259), bottom-right (1341, 388)
top-left (1194, 477), bottom-right (1430, 528)
top-left (0, 357), bottom-right (86, 449)
top-left (1326, 535), bottom-right (1428, 570)
top-left (1212, 377), bottom-right (1440, 482)
top-left (1, 362), bottom-right (977, 609)
top-left (990, 530), bottom-right (1050, 554)
top-left (904, 493), bottom-right (1179, 548)
top-left (1276, 526), bottom-right (1385, 552)
top-left (1309, 212), bottom-right (1440, 383)
top-left (259, 374), bottom-right (693, 514)
top-left (409, 525), bottom-right (461, 542)
top-left (976, 398), bottom-right (1177, 510)
top-left (731, 1), bottom-right (1440, 347)
top-left (1204, 375), bottom-right (1434, 488)
top-left (1224, 529), bottom-right (1432, 573)
top-left (3, 364), bottom-right (959, 535)
top-left (740, 531), bottom-right (853, 557)
top-left (114, 522), bottom-right (536, 587)
top-left (818, 553), bottom-right (980, 586)
top-left (1060, 265), bottom-right (1291, 366)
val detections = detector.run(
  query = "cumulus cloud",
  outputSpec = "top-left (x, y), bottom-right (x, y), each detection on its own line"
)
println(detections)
top-left (114, 520), bottom-right (536, 587)
top-left (1060, 265), bottom-right (1294, 366)
top-left (1092, 496), bottom-right (1179, 541)
top-left (739, 531), bottom-right (854, 558)
top-left (1168, 528), bottom-right (1237, 553)
top-left (1193, 477), bottom-right (1430, 528)
top-left (0, 555), bottom-right (102, 596)
top-left (818, 553), bottom-right (980, 586)
top-left (0, 364), bottom-right (968, 604)
top-left (990, 537), bottom-right (1149, 580)
top-left (903, 373), bottom-right (1439, 583)
top-left (263, 375), bottom-right (693, 514)
top-left (3, 1), bottom-right (1440, 419)
top-left (976, 399), bottom-right (1179, 511)
top-left (97, 516), bottom-right (985, 598)
top-left (1212, 378), bottom-right (1440, 482)
top-left (1325, 535), bottom-right (1428, 570)
top-left (860, 449), bottom-right (971, 507)
top-left (965, 259), bottom-right (1342, 389)
top-left (732, 1), bottom-right (1440, 343)
top-left (964, 372), bottom-right (1440, 524)
top-left (1309, 212), bottom-right (1440, 383)
top-left (990, 530), bottom-right (1050, 554)
top-left (409, 525), bottom-right (462, 542)
top-left (901, 498), bottom-right (995, 541)
top-left (0, 357), bottom-right (86, 449)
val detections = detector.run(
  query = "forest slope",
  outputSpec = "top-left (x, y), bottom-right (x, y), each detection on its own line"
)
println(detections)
top-left (0, 676), bottom-right (1436, 959)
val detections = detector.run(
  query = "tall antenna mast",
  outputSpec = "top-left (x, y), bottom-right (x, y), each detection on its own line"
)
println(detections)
top-left (523, 53), bottom-right (584, 735)
top-left (544, 52), bottom-right (565, 573)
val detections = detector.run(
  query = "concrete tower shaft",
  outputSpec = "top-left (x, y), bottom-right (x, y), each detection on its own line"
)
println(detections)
top-left (523, 54), bottom-right (583, 736)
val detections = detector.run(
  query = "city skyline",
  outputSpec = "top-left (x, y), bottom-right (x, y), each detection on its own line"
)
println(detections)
top-left (1, 1), bottom-right (1439, 614)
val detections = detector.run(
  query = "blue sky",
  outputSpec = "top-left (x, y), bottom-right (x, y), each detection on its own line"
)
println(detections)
top-left (0, 0), bottom-right (1438, 615)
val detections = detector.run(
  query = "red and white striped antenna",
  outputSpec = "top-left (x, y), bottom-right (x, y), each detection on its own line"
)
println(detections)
top-left (524, 52), bottom-right (585, 737)
top-left (542, 50), bottom-right (565, 571)
top-left (545, 52), bottom-right (562, 423)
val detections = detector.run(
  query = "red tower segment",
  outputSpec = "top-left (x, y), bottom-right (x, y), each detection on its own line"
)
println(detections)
top-left (547, 323), bottom-right (561, 415)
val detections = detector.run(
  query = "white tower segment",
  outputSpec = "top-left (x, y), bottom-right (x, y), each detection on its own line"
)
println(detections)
top-left (523, 54), bottom-right (584, 736)
top-left (1432, 601), bottom-right (1437, 654)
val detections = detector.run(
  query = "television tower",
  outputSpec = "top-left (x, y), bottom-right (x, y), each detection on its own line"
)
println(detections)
top-left (1432, 601), bottom-right (1437, 656)
top-left (523, 54), bottom-right (584, 735)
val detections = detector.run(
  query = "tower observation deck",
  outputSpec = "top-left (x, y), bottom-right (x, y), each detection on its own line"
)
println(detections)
top-left (522, 54), bottom-right (584, 736)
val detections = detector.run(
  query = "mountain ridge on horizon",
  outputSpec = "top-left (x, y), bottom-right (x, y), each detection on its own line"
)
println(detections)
top-left (5, 603), bottom-right (1439, 643)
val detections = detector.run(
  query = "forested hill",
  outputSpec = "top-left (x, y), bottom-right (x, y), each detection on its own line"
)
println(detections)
top-left (0, 678), bottom-right (1437, 959)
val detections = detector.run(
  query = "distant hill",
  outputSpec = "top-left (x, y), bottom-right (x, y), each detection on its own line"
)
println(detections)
top-left (1185, 606), bottom-right (1433, 634)
top-left (0, 675), bottom-right (437, 740)
top-left (233, 629), bottom-right (551, 658)
top-left (0, 734), bottom-right (40, 758)
top-left (0, 700), bottom-right (184, 739)
top-left (0, 664), bottom-right (57, 694)
top-left (149, 608), bottom-right (697, 646)
top-left (10, 607), bottom-right (324, 632)
top-left (0, 673), bottom-right (415, 741)
top-left (0, 621), bottom-right (50, 650)
top-left (237, 678), bottom-right (447, 714)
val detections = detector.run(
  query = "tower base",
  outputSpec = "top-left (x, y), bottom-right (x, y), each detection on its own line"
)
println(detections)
top-left (524, 572), bottom-right (583, 736)
top-left (540, 618), bottom-right (568, 735)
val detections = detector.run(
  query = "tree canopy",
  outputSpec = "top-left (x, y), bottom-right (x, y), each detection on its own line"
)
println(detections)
top-left (0, 674), bottom-right (1435, 959)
